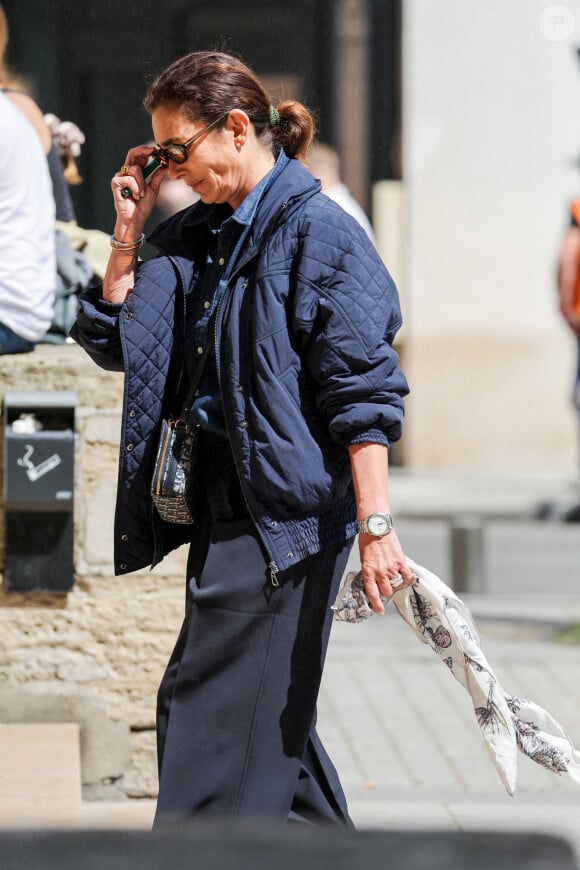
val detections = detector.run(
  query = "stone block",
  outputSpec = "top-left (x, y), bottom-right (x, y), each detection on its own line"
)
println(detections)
top-left (83, 412), bottom-right (122, 447)
top-left (0, 689), bottom-right (131, 786)
top-left (81, 799), bottom-right (156, 829)
top-left (84, 480), bottom-right (117, 567)
top-left (0, 723), bottom-right (82, 828)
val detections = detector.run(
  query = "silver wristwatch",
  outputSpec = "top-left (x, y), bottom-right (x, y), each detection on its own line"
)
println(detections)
top-left (356, 512), bottom-right (394, 537)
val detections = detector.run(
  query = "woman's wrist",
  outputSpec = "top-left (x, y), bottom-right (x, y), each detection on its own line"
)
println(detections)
top-left (108, 248), bottom-right (140, 264)
top-left (112, 221), bottom-right (145, 245)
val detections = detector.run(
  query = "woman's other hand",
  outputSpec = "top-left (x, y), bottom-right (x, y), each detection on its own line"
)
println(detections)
top-left (358, 530), bottom-right (415, 614)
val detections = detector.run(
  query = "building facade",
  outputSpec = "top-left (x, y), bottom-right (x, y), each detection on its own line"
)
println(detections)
top-left (4, 0), bottom-right (580, 473)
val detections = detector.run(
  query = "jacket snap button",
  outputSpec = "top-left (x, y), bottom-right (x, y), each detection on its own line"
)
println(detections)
top-left (120, 563), bottom-right (128, 570)
top-left (240, 420), bottom-right (248, 428)
top-left (121, 534), bottom-right (128, 542)
top-left (125, 311), bottom-right (133, 319)
top-left (126, 443), bottom-right (134, 452)
top-left (271, 520), bottom-right (278, 527)
top-left (287, 551), bottom-right (294, 559)
top-left (237, 385), bottom-right (244, 392)
top-left (129, 410), bottom-right (136, 418)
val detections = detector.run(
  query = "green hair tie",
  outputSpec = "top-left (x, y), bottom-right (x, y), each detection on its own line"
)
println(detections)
top-left (269, 105), bottom-right (280, 127)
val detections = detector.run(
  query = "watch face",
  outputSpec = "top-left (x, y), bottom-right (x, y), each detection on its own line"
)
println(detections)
top-left (368, 514), bottom-right (391, 535)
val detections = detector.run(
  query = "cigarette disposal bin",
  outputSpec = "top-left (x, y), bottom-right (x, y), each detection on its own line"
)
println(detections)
top-left (3, 390), bottom-right (76, 593)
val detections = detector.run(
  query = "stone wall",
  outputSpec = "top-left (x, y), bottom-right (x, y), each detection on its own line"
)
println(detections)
top-left (0, 344), bottom-right (188, 801)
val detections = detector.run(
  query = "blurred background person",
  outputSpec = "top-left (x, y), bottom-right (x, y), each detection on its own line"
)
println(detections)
top-left (0, 3), bottom-right (76, 223)
top-left (1, 2), bottom-right (108, 346)
top-left (43, 114), bottom-right (110, 343)
top-left (307, 142), bottom-right (375, 243)
top-left (43, 113), bottom-right (110, 283)
top-left (44, 112), bottom-right (85, 225)
top-left (1, 0), bottom-right (79, 348)
top-left (556, 201), bottom-right (580, 520)
top-left (0, 90), bottom-right (56, 353)
top-left (0, 5), bottom-right (50, 149)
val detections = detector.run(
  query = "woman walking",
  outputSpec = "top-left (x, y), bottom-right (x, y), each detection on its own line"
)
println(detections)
top-left (72, 50), bottom-right (412, 825)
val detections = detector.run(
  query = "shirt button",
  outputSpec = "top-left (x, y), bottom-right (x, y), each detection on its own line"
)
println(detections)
top-left (197, 346), bottom-right (204, 355)
top-left (218, 257), bottom-right (225, 266)
top-left (203, 301), bottom-right (210, 309)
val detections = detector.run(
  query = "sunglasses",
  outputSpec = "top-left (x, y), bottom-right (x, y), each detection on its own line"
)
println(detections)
top-left (153, 112), bottom-right (230, 165)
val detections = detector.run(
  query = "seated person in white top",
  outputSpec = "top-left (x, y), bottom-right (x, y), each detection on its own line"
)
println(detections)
top-left (307, 142), bottom-right (376, 243)
top-left (0, 91), bottom-right (56, 353)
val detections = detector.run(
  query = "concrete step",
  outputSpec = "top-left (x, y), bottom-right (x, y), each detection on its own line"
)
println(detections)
top-left (80, 799), bottom-right (156, 830)
top-left (0, 723), bottom-right (82, 828)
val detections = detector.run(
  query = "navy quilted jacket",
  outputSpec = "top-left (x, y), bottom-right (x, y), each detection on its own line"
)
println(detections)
top-left (72, 157), bottom-right (409, 577)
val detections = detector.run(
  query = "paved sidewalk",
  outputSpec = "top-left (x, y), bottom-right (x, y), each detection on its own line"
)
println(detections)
top-left (78, 593), bottom-right (580, 860)
top-left (82, 468), bottom-right (580, 856)
top-left (318, 605), bottom-right (580, 858)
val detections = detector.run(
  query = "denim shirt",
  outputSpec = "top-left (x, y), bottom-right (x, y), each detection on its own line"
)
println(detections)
top-left (185, 150), bottom-right (289, 432)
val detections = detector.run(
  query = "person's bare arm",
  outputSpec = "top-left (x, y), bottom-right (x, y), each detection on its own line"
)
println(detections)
top-left (5, 91), bottom-right (52, 153)
top-left (557, 225), bottom-right (580, 334)
top-left (348, 442), bottom-right (414, 614)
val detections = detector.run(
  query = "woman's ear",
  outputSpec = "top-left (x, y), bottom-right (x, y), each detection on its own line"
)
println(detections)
top-left (227, 109), bottom-right (250, 146)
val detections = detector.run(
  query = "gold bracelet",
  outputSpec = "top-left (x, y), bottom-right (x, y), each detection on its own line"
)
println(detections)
top-left (109, 232), bottom-right (145, 252)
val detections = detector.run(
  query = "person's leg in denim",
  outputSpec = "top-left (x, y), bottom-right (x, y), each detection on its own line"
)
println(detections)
top-left (0, 322), bottom-right (35, 354)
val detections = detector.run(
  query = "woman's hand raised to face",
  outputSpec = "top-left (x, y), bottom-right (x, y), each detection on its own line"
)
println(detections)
top-left (111, 144), bottom-right (168, 234)
top-left (104, 144), bottom-right (169, 305)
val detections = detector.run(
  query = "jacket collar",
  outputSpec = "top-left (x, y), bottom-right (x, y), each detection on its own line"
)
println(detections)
top-left (147, 156), bottom-right (321, 259)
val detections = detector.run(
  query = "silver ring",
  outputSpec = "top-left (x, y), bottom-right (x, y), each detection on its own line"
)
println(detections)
top-left (390, 574), bottom-right (404, 588)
